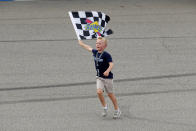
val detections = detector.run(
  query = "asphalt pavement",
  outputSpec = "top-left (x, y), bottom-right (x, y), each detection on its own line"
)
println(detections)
top-left (0, 0), bottom-right (196, 131)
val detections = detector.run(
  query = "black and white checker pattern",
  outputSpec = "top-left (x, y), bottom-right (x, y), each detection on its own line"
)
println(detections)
top-left (68, 11), bottom-right (113, 40)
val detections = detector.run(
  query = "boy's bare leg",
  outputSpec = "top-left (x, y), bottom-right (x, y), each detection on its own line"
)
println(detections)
top-left (108, 93), bottom-right (118, 110)
top-left (97, 89), bottom-right (106, 107)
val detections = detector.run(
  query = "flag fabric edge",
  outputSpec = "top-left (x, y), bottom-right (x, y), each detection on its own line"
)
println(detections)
top-left (68, 11), bottom-right (81, 40)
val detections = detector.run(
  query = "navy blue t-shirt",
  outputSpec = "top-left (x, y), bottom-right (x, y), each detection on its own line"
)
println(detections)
top-left (92, 49), bottom-right (113, 79)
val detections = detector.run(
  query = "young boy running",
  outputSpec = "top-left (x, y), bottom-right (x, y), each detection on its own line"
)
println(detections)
top-left (78, 37), bottom-right (121, 119)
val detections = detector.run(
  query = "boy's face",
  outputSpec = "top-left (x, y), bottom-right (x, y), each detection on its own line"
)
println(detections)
top-left (96, 39), bottom-right (106, 52)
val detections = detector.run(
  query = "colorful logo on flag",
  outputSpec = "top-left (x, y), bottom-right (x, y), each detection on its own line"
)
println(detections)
top-left (85, 19), bottom-right (103, 36)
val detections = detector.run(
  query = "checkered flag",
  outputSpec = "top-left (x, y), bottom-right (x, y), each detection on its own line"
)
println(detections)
top-left (68, 11), bottom-right (113, 40)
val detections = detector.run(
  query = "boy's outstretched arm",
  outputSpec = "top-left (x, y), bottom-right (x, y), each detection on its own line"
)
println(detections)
top-left (78, 40), bottom-right (93, 52)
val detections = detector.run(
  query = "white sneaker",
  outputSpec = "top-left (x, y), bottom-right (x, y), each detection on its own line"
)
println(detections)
top-left (102, 106), bottom-right (108, 117)
top-left (113, 109), bottom-right (121, 119)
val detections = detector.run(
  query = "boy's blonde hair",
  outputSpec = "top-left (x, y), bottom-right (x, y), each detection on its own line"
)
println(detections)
top-left (97, 37), bottom-right (107, 46)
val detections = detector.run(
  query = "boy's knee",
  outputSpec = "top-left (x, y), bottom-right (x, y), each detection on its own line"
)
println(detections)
top-left (108, 93), bottom-right (114, 97)
top-left (97, 89), bottom-right (103, 95)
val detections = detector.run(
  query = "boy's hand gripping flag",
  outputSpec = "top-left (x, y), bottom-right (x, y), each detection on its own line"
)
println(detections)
top-left (68, 11), bottom-right (113, 40)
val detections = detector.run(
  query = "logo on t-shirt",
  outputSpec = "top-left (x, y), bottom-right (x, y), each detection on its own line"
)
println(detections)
top-left (94, 57), bottom-right (103, 62)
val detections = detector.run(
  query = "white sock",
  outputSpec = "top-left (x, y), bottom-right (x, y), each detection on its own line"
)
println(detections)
top-left (115, 108), bottom-right (120, 112)
top-left (103, 105), bottom-right (107, 109)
